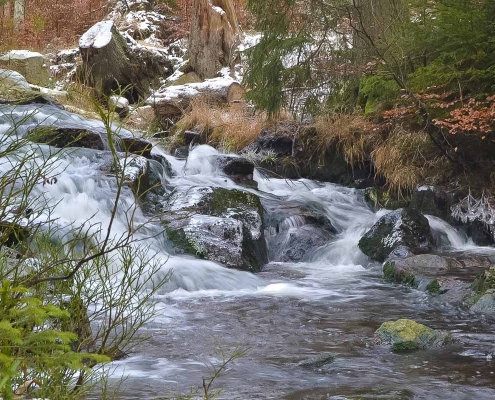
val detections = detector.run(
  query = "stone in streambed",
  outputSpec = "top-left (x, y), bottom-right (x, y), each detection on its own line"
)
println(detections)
top-left (358, 208), bottom-right (434, 262)
top-left (375, 319), bottom-right (452, 351)
top-left (163, 186), bottom-right (267, 272)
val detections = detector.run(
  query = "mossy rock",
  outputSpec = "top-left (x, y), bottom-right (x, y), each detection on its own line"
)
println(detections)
top-left (391, 341), bottom-right (420, 354)
top-left (163, 186), bottom-right (267, 271)
top-left (382, 261), bottom-right (417, 288)
top-left (26, 126), bottom-right (104, 150)
top-left (471, 266), bottom-right (495, 295)
top-left (426, 279), bottom-right (441, 295)
top-left (358, 208), bottom-right (434, 262)
top-left (375, 319), bottom-right (452, 348)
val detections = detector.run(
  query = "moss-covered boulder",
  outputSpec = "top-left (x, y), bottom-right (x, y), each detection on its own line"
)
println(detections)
top-left (358, 208), bottom-right (434, 262)
top-left (27, 126), bottom-right (105, 150)
top-left (163, 186), bottom-right (267, 272)
top-left (375, 319), bottom-right (452, 350)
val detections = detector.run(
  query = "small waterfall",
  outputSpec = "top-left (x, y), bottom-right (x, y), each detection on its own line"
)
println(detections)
top-left (426, 215), bottom-right (471, 250)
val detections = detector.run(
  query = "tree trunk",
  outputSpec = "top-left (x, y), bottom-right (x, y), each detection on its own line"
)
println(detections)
top-left (188, 0), bottom-right (240, 79)
top-left (78, 20), bottom-right (172, 102)
top-left (13, 0), bottom-right (24, 29)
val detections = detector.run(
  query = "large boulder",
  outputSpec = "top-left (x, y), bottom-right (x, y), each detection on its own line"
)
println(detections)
top-left (163, 186), bottom-right (267, 271)
top-left (358, 208), bottom-right (434, 262)
top-left (375, 319), bottom-right (452, 352)
top-left (0, 50), bottom-right (49, 86)
top-left (27, 126), bottom-right (105, 150)
top-left (0, 69), bottom-right (60, 106)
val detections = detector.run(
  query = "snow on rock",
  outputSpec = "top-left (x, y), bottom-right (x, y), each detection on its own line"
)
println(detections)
top-left (56, 48), bottom-right (80, 64)
top-left (0, 50), bottom-right (44, 60)
top-left (118, 10), bottom-right (171, 42)
top-left (109, 96), bottom-right (130, 110)
top-left (148, 76), bottom-right (238, 103)
top-left (0, 68), bottom-right (31, 91)
top-left (79, 20), bottom-right (114, 49)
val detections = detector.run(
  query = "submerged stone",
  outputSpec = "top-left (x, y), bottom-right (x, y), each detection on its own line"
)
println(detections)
top-left (298, 353), bottom-right (335, 369)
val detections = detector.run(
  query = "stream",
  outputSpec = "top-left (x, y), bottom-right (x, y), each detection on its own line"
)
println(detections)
top-left (1, 104), bottom-right (495, 399)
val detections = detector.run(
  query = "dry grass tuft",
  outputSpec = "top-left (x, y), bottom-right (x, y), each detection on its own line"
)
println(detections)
top-left (172, 97), bottom-right (267, 152)
top-left (372, 127), bottom-right (446, 197)
top-left (313, 112), bottom-right (381, 165)
top-left (63, 83), bottom-right (100, 113)
top-left (314, 113), bottom-right (448, 197)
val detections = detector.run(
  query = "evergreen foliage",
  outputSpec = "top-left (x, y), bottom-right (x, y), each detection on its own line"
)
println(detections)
top-left (245, 0), bottom-right (495, 115)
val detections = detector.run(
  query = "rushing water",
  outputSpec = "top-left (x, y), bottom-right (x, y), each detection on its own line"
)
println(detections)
top-left (2, 104), bottom-right (495, 399)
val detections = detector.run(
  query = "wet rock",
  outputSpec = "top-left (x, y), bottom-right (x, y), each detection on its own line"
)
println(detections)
top-left (410, 186), bottom-right (458, 221)
top-left (184, 130), bottom-right (203, 146)
top-left (173, 146), bottom-right (189, 159)
top-left (375, 319), bottom-right (452, 349)
top-left (150, 153), bottom-right (173, 177)
top-left (262, 198), bottom-right (335, 262)
top-left (27, 126), bottom-right (104, 150)
top-left (383, 253), bottom-right (491, 304)
top-left (358, 208), bottom-right (434, 262)
top-left (120, 137), bottom-right (153, 158)
top-left (243, 129), bottom-right (294, 157)
top-left (212, 155), bottom-right (257, 189)
top-left (391, 341), bottom-right (420, 354)
top-left (163, 186), bottom-right (267, 272)
top-left (298, 353), bottom-right (335, 368)
top-left (471, 290), bottom-right (495, 313)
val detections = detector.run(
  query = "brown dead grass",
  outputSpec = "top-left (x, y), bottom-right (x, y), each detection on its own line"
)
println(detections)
top-left (314, 113), bottom-right (448, 197)
top-left (172, 97), bottom-right (267, 152)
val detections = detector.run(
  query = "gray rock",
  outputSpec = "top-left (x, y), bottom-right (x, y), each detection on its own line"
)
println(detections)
top-left (163, 186), bottom-right (267, 272)
top-left (471, 290), bottom-right (495, 313)
top-left (212, 155), bottom-right (257, 188)
top-left (358, 208), bottom-right (434, 262)
top-left (0, 50), bottom-right (49, 86)
top-left (120, 137), bottom-right (153, 158)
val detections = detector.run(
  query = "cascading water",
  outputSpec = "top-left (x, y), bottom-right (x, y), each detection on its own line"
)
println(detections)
top-left (2, 104), bottom-right (495, 399)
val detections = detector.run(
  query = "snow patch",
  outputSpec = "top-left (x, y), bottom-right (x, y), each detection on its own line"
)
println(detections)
top-left (79, 20), bottom-right (114, 49)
